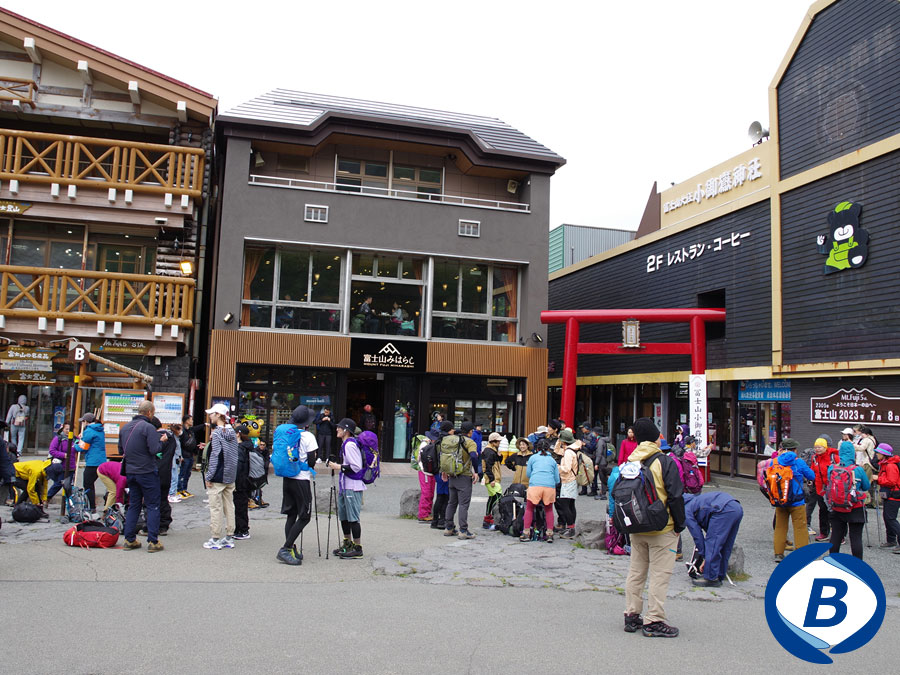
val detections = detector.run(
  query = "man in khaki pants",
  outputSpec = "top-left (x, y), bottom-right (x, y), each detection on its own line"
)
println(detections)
top-left (620, 418), bottom-right (686, 638)
top-left (202, 403), bottom-right (238, 550)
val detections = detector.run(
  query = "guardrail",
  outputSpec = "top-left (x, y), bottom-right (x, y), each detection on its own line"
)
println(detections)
top-left (0, 78), bottom-right (36, 106)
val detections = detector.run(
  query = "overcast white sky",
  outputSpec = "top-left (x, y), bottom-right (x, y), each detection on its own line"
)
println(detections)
top-left (6, 0), bottom-right (814, 230)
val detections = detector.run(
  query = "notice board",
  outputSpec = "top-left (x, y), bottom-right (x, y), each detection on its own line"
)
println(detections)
top-left (152, 392), bottom-right (184, 426)
top-left (102, 390), bottom-right (147, 440)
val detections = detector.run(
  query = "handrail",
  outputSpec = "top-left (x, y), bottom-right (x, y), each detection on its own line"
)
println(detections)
top-left (0, 265), bottom-right (195, 328)
top-left (249, 174), bottom-right (530, 212)
top-left (0, 78), bottom-right (35, 106)
top-left (0, 128), bottom-right (205, 198)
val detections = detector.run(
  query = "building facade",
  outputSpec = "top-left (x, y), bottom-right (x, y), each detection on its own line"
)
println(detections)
top-left (548, 0), bottom-right (900, 477)
top-left (0, 9), bottom-right (216, 452)
top-left (548, 224), bottom-right (634, 273)
top-left (208, 91), bottom-right (564, 458)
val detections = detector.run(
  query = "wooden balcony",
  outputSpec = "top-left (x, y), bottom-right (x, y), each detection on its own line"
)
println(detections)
top-left (0, 78), bottom-right (36, 106)
top-left (0, 265), bottom-right (195, 328)
top-left (0, 129), bottom-right (205, 198)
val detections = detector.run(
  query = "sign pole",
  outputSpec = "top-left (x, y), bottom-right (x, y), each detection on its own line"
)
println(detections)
top-left (60, 343), bottom-right (89, 516)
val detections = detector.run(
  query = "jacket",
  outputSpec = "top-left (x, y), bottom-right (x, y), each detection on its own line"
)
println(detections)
top-left (314, 412), bottom-right (335, 437)
top-left (0, 438), bottom-right (13, 481)
top-left (79, 422), bottom-right (107, 466)
top-left (482, 445), bottom-right (501, 484)
top-left (617, 438), bottom-right (638, 465)
top-left (157, 430), bottom-right (177, 479)
top-left (627, 441), bottom-right (686, 535)
top-left (206, 425), bottom-right (238, 484)
top-left (14, 459), bottom-right (51, 504)
top-left (811, 447), bottom-right (839, 496)
top-left (682, 491), bottom-right (741, 558)
top-left (180, 423), bottom-right (206, 458)
top-left (471, 430), bottom-right (483, 476)
top-left (119, 415), bottom-right (160, 476)
top-left (97, 460), bottom-right (127, 503)
top-left (827, 442), bottom-right (870, 507)
top-left (49, 433), bottom-right (77, 471)
top-left (6, 395), bottom-right (28, 426)
top-left (853, 436), bottom-right (875, 468)
top-left (772, 451), bottom-right (816, 506)
top-left (877, 455), bottom-right (900, 501)
top-left (559, 447), bottom-right (578, 484)
top-left (505, 445), bottom-right (533, 486)
top-left (236, 438), bottom-right (253, 491)
top-left (526, 452), bottom-right (560, 488)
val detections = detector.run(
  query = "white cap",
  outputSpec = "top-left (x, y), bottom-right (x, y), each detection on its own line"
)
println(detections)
top-left (536, 425), bottom-right (548, 434)
top-left (841, 427), bottom-right (855, 435)
top-left (205, 403), bottom-right (229, 416)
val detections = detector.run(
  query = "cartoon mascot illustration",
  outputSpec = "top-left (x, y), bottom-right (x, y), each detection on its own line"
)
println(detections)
top-left (816, 201), bottom-right (869, 274)
top-left (239, 414), bottom-right (265, 446)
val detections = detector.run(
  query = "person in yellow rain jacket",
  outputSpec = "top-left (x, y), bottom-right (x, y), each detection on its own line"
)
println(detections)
top-left (13, 458), bottom-right (51, 505)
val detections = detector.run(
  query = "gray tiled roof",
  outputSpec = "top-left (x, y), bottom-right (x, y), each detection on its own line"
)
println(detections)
top-left (219, 89), bottom-right (564, 165)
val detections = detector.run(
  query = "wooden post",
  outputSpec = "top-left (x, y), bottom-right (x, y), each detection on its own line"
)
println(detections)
top-left (60, 361), bottom-right (86, 517)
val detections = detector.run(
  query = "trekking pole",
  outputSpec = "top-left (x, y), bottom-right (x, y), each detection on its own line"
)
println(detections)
top-left (313, 478), bottom-right (321, 557)
top-left (325, 469), bottom-right (335, 559)
top-left (864, 505), bottom-right (872, 547)
top-left (874, 496), bottom-right (883, 545)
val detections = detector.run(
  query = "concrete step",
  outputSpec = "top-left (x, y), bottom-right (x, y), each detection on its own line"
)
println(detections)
top-left (706, 475), bottom-right (759, 492)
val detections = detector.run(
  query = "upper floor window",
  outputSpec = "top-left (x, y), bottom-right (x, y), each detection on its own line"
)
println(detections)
top-left (336, 159), bottom-right (388, 194)
top-left (431, 261), bottom-right (518, 342)
top-left (391, 165), bottom-right (442, 198)
top-left (350, 253), bottom-right (424, 336)
top-left (336, 157), bottom-right (442, 198)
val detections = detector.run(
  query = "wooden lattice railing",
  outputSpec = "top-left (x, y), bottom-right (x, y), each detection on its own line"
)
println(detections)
top-left (0, 78), bottom-right (35, 106)
top-left (0, 129), bottom-right (204, 197)
top-left (0, 266), bottom-right (195, 327)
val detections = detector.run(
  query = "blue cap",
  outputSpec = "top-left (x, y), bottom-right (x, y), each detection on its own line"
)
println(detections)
top-left (659, 438), bottom-right (671, 451)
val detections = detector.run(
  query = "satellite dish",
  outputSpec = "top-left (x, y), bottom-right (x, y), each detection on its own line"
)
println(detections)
top-left (748, 121), bottom-right (769, 143)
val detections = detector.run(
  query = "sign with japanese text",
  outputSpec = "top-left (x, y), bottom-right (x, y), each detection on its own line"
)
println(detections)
top-left (689, 373), bottom-right (708, 461)
top-left (0, 347), bottom-right (56, 372)
top-left (0, 200), bottom-right (32, 215)
top-left (811, 388), bottom-right (900, 427)
top-left (8, 370), bottom-right (56, 384)
top-left (663, 157), bottom-right (763, 214)
top-left (350, 338), bottom-right (427, 373)
top-left (739, 379), bottom-right (791, 402)
top-left (646, 230), bottom-right (752, 273)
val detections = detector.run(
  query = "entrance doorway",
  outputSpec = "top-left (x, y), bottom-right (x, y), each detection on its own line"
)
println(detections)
top-left (346, 372), bottom-right (385, 447)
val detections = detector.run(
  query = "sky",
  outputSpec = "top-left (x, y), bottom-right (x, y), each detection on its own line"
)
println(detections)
top-left (5, 0), bottom-right (815, 231)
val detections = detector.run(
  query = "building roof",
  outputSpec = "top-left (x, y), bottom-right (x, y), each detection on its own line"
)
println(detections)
top-left (219, 89), bottom-right (565, 166)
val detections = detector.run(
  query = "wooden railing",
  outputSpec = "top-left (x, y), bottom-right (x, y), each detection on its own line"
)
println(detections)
top-left (0, 78), bottom-right (35, 106)
top-left (0, 129), bottom-right (205, 198)
top-left (0, 266), bottom-right (195, 328)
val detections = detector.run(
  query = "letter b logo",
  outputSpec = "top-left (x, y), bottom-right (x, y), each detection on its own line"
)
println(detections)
top-left (803, 578), bottom-right (848, 627)
top-left (74, 347), bottom-right (85, 361)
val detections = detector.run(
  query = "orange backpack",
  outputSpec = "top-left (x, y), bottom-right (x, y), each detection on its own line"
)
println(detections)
top-left (764, 463), bottom-right (794, 506)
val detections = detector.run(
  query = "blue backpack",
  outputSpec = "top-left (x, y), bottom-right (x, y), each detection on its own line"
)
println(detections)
top-left (342, 431), bottom-right (380, 485)
top-left (271, 424), bottom-right (314, 478)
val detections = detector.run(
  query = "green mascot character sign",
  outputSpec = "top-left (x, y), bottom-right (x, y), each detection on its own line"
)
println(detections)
top-left (816, 201), bottom-right (869, 274)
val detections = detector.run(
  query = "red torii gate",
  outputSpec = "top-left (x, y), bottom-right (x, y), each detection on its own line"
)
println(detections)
top-left (540, 308), bottom-right (726, 427)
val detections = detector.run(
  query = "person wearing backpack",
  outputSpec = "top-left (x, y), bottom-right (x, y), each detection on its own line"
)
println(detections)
top-left (411, 431), bottom-right (436, 523)
top-left (826, 440), bottom-right (871, 559)
top-left (618, 418), bottom-right (685, 638)
top-left (232, 424), bottom-right (254, 540)
top-left (481, 432), bottom-right (504, 530)
top-left (594, 429), bottom-right (612, 501)
top-left (876, 443), bottom-right (900, 552)
top-left (810, 438), bottom-right (839, 542)
top-left (77, 412), bottom-right (106, 514)
top-left (767, 438), bottom-right (816, 562)
top-left (274, 404), bottom-right (318, 565)
top-left (521, 438), bottom-right (559, 542)
top-left (440, 420), bottom-right (479, 540)
top-left (504, 437), bottom-right (533, 486)
top-left (682, 491), bottom-right (743, 587)
top-left (557, 432), bottom-right (580, 539)
top-left (327, 418), bottom-right (367, 559)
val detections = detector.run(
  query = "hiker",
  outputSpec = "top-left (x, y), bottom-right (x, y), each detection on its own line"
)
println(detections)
top-left (505, 437), bottom-right (533, 486)
top-left (767, 438), bottom-right (816, 562)
top-left (683, 492), bottom-right (743, 587)
top-left (150, 418), bottom-right (178, 536)
top-left (0, 421), bottom-right (14, 506)
top-left (481, 432), bottom-right (503, 530)
top-left (120, 400), bottom-right (163, 553)
top-left (810, 438), bottom-right (839, 541)
top-left (441, 420), bottom-right (479, 540)
top-left (177, 415), bottom-right (206, 498)
top-left (77, 412), bottom-right (106, 514)
top-left (314, 406), bottom-right (335, 465)
top-left (556, 430), bottom-right (579, 539)
top-left (46, 423), bottom-right (75, 503)
top-left (876, 443), bottom-right (900, 552)
top-left (97, 459), bottom-right (126, 510)
top-left (5, 394), bottom-right (29, 453)
top-left (12, 458), bottom-right (51, 506)
top-left (411, 431), bottom-right (436, 523)
top-left (233, 424), bottom-right (254, 540)
top-left (618, 418), bottom-right (685, 638)
top-left (827, 440), bottom-right (870, 559)
top-left (203, 403), bottom-right (239, 550)
top-left (431, 443), bottom-right (450, 531)
top-left (327, 418), bottom-right (368, 559)
top-left (521, 438), bottom-right (559, 542)
top-left (168, 424), bottom-right (184, 504)
top-left (275, 404), bottom-right (318, 566)
top-left (617, 425), bottom-right (638, 465)
top-left (594, 428), bottom-right (611, 500)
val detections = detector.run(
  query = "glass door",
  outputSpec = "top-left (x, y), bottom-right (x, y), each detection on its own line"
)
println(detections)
top-left (453, 400), bottom-right (473, 429)
top-left (390, 376), bottom-right (416, 459)
top-left (475, 400), bottom-right (493, 432)
top-left (494, 401), bottom-right (509, 434)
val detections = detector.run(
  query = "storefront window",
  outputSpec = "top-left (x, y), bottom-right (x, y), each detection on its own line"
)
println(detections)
top-left (350, 253), bottom-right (424, 336)
top-left (432, 261), bottom-right (458, 313)
top-left (461, 264), bottom-right (488, 314)
top-left (431, 262), bottom-right (518, 342)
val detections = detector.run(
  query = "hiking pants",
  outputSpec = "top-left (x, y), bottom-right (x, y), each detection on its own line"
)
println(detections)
top-left (523, 501), bottom-right (554, 532)
top-left (810, 494), bottom-right (830, 537)
top-left (557, 497), bottom-right (576, 528)
top-left (207, 482), bottom-right (235, 540)
top-left (883, 499), bottom-right (900, 545)
top-left (445, 475), bottom-right (473, 532)
top-left (177, 454), bottom-right (193, 492)
top-left (158, 467), bottom-right (173, 530)
top-left (625, 530), bottom-right (678, 624)
top-left (98, 472), bottom-right (118, 509)
top-left (233, 488), bottom-right (250, 534)
top-left (700, 503), bottom-right (743, 582)
top-left (83, 465), bottom-right (99, 511)
top-left (124, 472), bottom-right (160, 543)
top-left (432, 493), bottom-right (448, 527)
top-left (45, 463), bottom-right (67, 501)
top-left (774, 504), bottom-right (809, 555)
top-left (829, 514), bottom-right (864, 559)
top-left (485, 491), bottom-right (500, 519)
top-left (417, 471), bottom-right (435, 519)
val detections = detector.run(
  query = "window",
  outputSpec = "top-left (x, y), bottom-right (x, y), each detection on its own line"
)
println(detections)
top-left (458, 220), bottom-right (480, 238)
top-left (431, 262), bottom-right (518, 342)
top-left (391, 165), bottom-right (442, 199)
top-left (336, 157), bottom-right (442, 198)
top-left (304, 205), bottom-right (329, 223)
top-left (350, 253), bottom-right (424, 336)
top-left (241, 246), bottom-right (343, 332)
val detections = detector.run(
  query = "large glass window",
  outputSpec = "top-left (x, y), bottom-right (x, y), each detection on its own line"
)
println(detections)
top-left (241, 246), bottom-right (342, 331)
top-left (431, 262), bottom-right (518, 342)
top-left (350, 254), bottom-right (424, 336)
top-left (336, 157), bottom-right (442, 198)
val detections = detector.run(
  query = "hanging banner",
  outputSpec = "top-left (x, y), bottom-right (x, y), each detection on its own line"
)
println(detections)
top-left (689, 373), bottom-right (708, 462)
top-left (811, 388), bottom-right (900, 426)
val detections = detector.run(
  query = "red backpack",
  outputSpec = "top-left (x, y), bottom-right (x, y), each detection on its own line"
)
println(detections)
top-left (63, 521), bottom-right (120, 548)
top-left (826, 465), bottom-right (865, 513)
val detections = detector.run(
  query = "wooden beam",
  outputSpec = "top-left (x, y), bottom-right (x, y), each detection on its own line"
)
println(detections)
top-left (128, 80), bottom-right (140, 105)
top-left (77, 60), bottom-right (92, 85)
top-left (177, 100), bottom-right (187, 122)
top-left (23, 37), bottom-right (41, 64)
top-left (577, 342), bottom-right (693, 356)
top-left (88, 351), bottom-right (153, 384)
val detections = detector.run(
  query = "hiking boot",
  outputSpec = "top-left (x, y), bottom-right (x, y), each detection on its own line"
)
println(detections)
top-left (339, 544), bottom-right (363, 559)
top-left (774, 553), bottom-right (784, 563)
top-left (784, 541), bottom-right (794, 551)
top-left (594, 494), bottom-right (607, 500)
top-left (879, 541), bottom-right (897, 549)
top-left (692, 578), bottom-right (722, 587)
top-left (675, 553), bottom-right (683, 562)
top-left (276, 546), bottom-right (302, 565)
top-left (588, 490), bottom-right (598, 497)
top-left (248, 501), bottom-right (259, 510)
top-left (482, 520), bottom-right (492, 529)
top-left (458, 530), bottom-right (475, 540)
top-left (292, 545), bottom-right (304, 561)
top-left (233, 532), bottom-right (251, 540)
top-left (203, 538), bottom-right (224, 550)
top-left (560, 528), bottom-right (575, 539)
top-left (333, 538), bottom-right (351, 556)
top-left (429, 521), bottom-right (441, 529)
top-left (418, 516), bottom-right (433, 523)
top-left (544, 533), bottom-right (554, 543)
top-left (642, 621), bottom-right (679, 638)
top-left (148, 541), bottom-right (164, 553)
top-left (579, 487), bottom-right (588, 496)
top-left (123, 538), bottom-right (141, 550)
top-left (623, 613), bottom-right (643, 633)
top-left (815, 533), bottom-right (829, 542)
top-left (444, 528), bottom-right (458, 537)
top-left (519, 529), bottom-right (532, 542)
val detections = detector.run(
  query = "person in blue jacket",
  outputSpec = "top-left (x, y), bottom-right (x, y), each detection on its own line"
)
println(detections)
top-left (827, 440), bottom-right (871, 559)
top-left (521, 438), bottom-right (560, 542)
top-left (768, 438), bottom-right (816, 562)
top-left (683, 492), bottom-right (743, 587)
top-left (78, 412), bottom-right (106, 513)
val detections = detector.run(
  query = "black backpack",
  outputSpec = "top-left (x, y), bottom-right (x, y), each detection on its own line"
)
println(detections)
top-left (497, 493), bottom-right (522, 535)
top-left (419, 440), bottom-right (440, 475)
top-left (611, 455), bottom-right (670, 534)
top-left (12, 501), bottom-right (44, 523)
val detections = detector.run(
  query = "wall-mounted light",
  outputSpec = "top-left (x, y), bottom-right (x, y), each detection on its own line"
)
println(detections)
top-left (180, 260), bottom-right (193, 276)
top-left (223, 312), bottom-right (234, 324)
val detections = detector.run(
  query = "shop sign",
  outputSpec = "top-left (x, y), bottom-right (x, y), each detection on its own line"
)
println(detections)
top-left (662, 158), bottom-right (762, 214)
top-left (739, 379), bottom-right (791, 402)
top-left (816, 201), bottom-right (869, 275)
top-left (0, 347), bottom-right (56, 372)
top-left (689, 373), bottom-right (708, 458)
top-left (8, 371), bottom-right (56, 384)
top-left (301, 395), bottom-right (330, 406)
top-left (95, 339), bottom-right (150, 355)
top-left (0, 200), bottom-right (32, 215)
top-left (646, 230), bottom-right (752, 273)
top-left (350, 338), bottom-right (427, 373)
top-left (811, 388), bottom-right (900, 426)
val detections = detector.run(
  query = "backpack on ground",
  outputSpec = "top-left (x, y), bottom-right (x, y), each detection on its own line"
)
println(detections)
top-left (103, 504), bottom-right (125, 532)
top-left (66, 484), bottom-right (92, 523)
top-left (439, 435), bottom-right (467, 476)
top-left (576, 451), bottom-right (594, 487)
top-left (676, 452), bottom-right (704, 494)
top-left (826, 464), bottom-right (864, 513)
top-left (497, 483), bottom-right (526, 535)
top-left (605, 521), bottom-right (627, 555)
top-left (343, 431), bottom-right (380, 485)
top-left (764, 463), bottom-right (795, 507)
top-left (248, 445), bottom-right (268, 487)
top-left (271, 424), bottom-right (308, 478)
top-left (419, 439), bottom-right (441, 476)
top-left (12, 501), bottom-right (44, 523)
top-left (611, 456), bottom-right (670, 534)
top-left (63, 520), bottom-right (119, 548)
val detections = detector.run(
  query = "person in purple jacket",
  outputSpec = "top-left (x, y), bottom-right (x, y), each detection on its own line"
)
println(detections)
top-left (327, 418), bottom-right (367, 559)
top-left (46, 423), bottom-right (75, 502)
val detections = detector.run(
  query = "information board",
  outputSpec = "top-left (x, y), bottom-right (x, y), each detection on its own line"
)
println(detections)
top-left (811, 387), bottom-right (900, 426)
top-left (152, 392), bottom-right (184, 426)
top-left (102, 390), bottom-right (147, 439)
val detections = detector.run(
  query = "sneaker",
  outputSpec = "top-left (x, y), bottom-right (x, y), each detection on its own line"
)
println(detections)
top-left (692, 578), bottom-right (722, 587)
top-left (784, 543), bottom-right (795, 551)
top-left (258, 501), bottom-right (269, 508)
top-left (339, 544), bottom-right (363, 559)
top-left (807, 527), bottom-right (816, 536)
top-left (560, 528), bottom-right (575, 539)
top-left (487, 524), bottom-right (497, 531)
top-left (675, 553), bottom-right (683, 562)
top-left (158, 528), bottom-right (168, 537)
top-left (292, 545), bottom-right (303, 561)
top-left (222, 536), bottom-right (235, 548)
top-left (418, 516), bottom-right (433, 523)
top-left (248, 501), bottom-right (259, 510)
top-left (167, 494), bottom-right (182, 503)
top-left (180, 491), bottom-right (194, 499)
top-left (815, 533), bottom-right (829, 542)
top-left (333, 538), bottom-right (351, 556)
top-left (519, 529), bottom-right (532, 542)
top-left (276, 546), bottom-right (302, 565)
top-left (774, 553), bottom-right (784, 563)
top-left (203, 538), bottom-right (224, 550)
top-left (594, 494), bottom-right (607, 500)
top-left (623, 613), bottom-right (643, 633)
top-left (544, 533), bottom-right (554, 543)
top-left (481, 520), bottom-right (492, 529)
top-left (879, 541), bottom-right (897, 549)
top-left (123, 539), bottom-right (141, 550)
top-left (233, 532), bottom-right (251, 540)
top-left (444, 528), bottom-right (458, 537)
top-left (642, 621), bottom-right (679, 638)
top-left (148, 541), bottom-right (164, 553)
top-left (458, 530), bottom-right (475, 540)
top-left (429, 521), bottom-right (441, 530)
top-left (202, 498), bottom-right (209, 504)
top-left (893, 546), bottom-right (900, 554)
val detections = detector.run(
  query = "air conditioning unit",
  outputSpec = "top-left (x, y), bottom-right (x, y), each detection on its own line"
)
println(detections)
top-left (507, 179), bottom-right (519, 194)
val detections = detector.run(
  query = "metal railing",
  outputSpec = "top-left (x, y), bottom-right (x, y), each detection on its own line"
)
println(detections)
top-left (249, 174), bottom-right (529, 212)
top-left (0, 129), bottom-right (205, 198)
top-left (0, 265), bottom-right (195, 327)
top-left (0, 78), bottom-right (35, 106)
